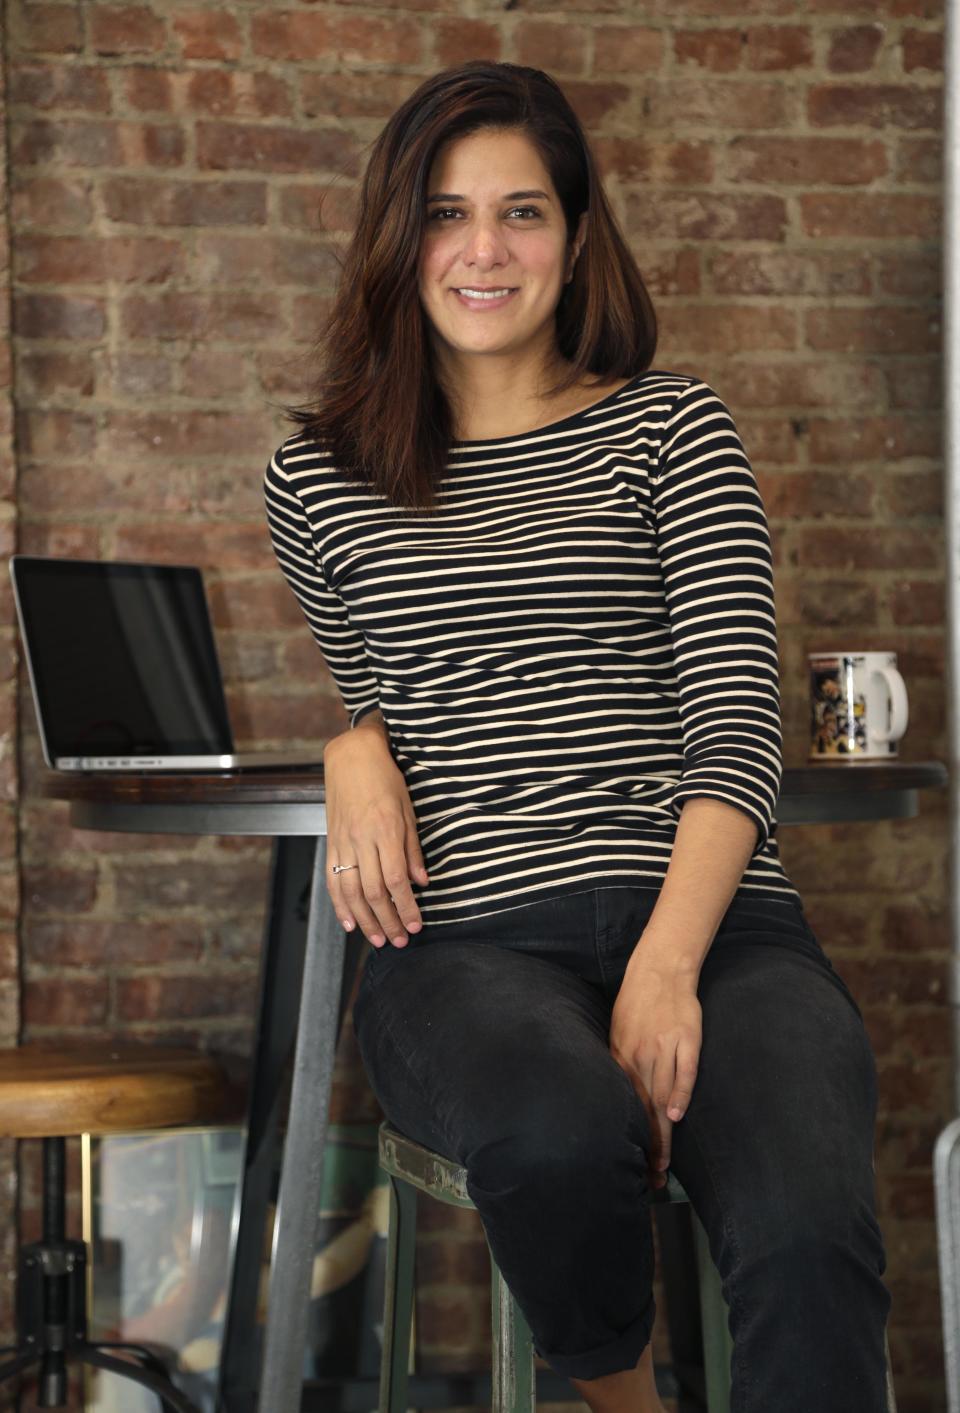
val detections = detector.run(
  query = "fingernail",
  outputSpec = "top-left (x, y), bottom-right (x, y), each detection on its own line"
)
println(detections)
top-left (667, 1107), bottom-right (683, 1121)
top-left (372, 935), bottom-right (385, 946)
top-left (408, 921), bottom-right (422, 932)
top-left (343, 918), bottom-right (355, 931)
top-left (392, 935), bottom-right (407, 947)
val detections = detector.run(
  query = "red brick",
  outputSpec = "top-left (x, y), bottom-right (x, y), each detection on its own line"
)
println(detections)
top-left (271, 237), bottom-right (342, 287)
top-left (13, 292), bottom-right (106, 340)
top-left (214, 631), bottom-right (281, 682)
top-left (9, 63), bottom-right (110, 113)
top-left (11, 174), bottom-right (94, 228)
top-left (889, 579), bottom-right (946, 627)
top-left (22, 975), bottom-right (109, 1027)
top-left (727, 136), bottom-right (887, 185)
top-left (207, 574), bottom-right (308, 633)
top-left (902, 28), bottom-right (943, 73)
top-left (742, 25), bottom-right (814, 70)
top-left (252, 11), bottom-right (423, 64)
top-left (112, 521), bottom-right (271, 569)
top-left (513, 22), bottom-right (587, 73)
top-left (765, 468), bottom-right (875, 520)
top-left (194, 233), bottom-right (274, 286)
top-left (593, 26), bottom-right (665, 74)
top-left (107, 351), bottom-right (174, 397)
top-left (112, 859), bottom-right (270, 914)
top-left (173, 349), bottom-right (246, 397)
top-left (117, 122), bottom-right (186, 168)
top-left (674, 28), bottom-right (742, 71)
top-left (28, 918), bottom-right (204, 967)
top-left (16, 523), bottom-right (101, 558)
top-left (828, 24), bottom-right (885, 73)
top-left (805, 307), bottom-right (939, 356)
top-left (627, 191), bottom-right (787, 242)
top-left (18, 234), bottom-right (181, 285)
top-left (893, 137), bottom-right (942, 187)
top-left (16, 409), bottom-right (96, 460)
top-left (664, 304), bottom-right (797, 353)
top-left (88, 5), bottom-right (167, 55)
top-left (196, 121), bottom-right (360, 176)
top-left (279, 182), bottom-right (358, 234)
top-left (428, 18), bottom-right (499, 65)
top-left (21, 864), bottom-right (98, 915)
top-left (115, 971), bottom-right (257, 1022)
top-left (20, 459), bottom-right (192, 515)
top-left (121, 66), bottom-right (174, 113)
top-left (120, 292), bottom-right (285, 341)
top-left (298, 70), bottom-right (414, 122)
top-left (18, 351), bottom-right (95, 399)
top-left (102, 177), bottom-right (267, 227)
top-left (10, 4), bottom-right (83, 54)
top-left (808, 83), bottom-right (941, 130)
top-left (800, 193), bottom-right (940, 241)
top-left (226, 689), bottom-right (333, 745)
top-left (711, 249), bottom-right (871, 297)
top-left (98, 409), bottom-right (267, 460)
top-left (807, 413), bottom-right (938, 463)
top-left (594, 136), bottom-right (713, 185)
top-left (885, 468), bottom-right (944, 519)
top-left (185, 71), bottom-right (294, 121)
top-left (172, 11), bottom-right (244, 61)
top-left (645, 77), bottom-right (792, 128)
top-left (10, 117), bottom-right (120, 168)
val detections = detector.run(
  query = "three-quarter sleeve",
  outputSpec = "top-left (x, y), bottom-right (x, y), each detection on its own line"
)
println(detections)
top-left (264, 445), bottom-right (381, 729)
top-left (651, 381), bottom-right (783, 856)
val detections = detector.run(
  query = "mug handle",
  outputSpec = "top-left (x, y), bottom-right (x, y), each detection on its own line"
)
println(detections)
top-left (871, 665), bottom-right (909, 743)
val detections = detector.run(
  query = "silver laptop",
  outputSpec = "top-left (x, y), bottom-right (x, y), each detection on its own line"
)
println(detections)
top-left (10, 555), bottom-right (325, 772)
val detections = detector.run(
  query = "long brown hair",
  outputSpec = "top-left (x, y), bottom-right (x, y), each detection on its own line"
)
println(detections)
top-left (281, 60), bottom-right (658, 515)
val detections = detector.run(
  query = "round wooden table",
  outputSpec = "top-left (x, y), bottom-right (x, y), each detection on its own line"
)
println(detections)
top-left (46, 758), bottom-right (949, 1413)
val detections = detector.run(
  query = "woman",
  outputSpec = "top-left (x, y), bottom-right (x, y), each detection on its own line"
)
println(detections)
top-left (264, 60), bottom-right (891, 1413)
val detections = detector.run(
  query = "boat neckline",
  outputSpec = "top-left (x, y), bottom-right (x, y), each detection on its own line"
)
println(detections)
top-left (449, 368), bottom-right (655, 448)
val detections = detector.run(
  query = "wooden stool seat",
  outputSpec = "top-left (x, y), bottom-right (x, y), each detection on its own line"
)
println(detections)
top-left (0, 1043), bottom-right (231, 1138)
top-left (0, 1041), bottom-right (235, 1411)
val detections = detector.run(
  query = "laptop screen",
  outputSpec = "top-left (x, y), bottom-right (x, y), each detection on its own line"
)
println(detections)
top-left (11, 557), bottom-right (235, 760)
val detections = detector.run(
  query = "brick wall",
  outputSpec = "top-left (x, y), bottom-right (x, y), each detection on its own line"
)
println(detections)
top-left (4, 2), bottom-right (949, 1409)
top-left (0, 11), bottom-right (21, 1348)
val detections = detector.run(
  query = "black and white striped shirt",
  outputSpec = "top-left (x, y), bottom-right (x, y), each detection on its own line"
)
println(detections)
top-left (264, 367), bottom-right (803, 925)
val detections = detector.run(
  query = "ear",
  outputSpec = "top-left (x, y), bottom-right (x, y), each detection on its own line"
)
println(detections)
top-left (565, 210), bottom-right (589, 283)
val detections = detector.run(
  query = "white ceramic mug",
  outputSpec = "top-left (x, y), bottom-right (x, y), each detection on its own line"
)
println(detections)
top-left (808, 651), bottom-right (909, 761)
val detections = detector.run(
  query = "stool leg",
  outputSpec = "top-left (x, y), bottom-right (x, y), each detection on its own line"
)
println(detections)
top-left (380, 1176), bottom-right (417, 1413)
top-left (692, 1212), bottom-right (732, 1413)
top-left (77, 1348), bottom-right (202, 1413)
top-left (885, 1331), bottom-right (898, 1413)
top-left (490, 1259), bottom-right (535, 1413)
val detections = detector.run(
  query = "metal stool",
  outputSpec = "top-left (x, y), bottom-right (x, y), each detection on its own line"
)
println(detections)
top-left (377, 1120), bottom-right (733, 1413)
top-left (0, 1042), bottom-right (235, 1411)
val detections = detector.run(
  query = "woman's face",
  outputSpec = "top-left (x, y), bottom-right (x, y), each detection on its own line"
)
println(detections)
top-left (418, 127), bottom-right (585, 368)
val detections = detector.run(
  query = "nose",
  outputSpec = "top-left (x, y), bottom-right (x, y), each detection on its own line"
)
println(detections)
top-left (460, 216), bottom-right (509, 267)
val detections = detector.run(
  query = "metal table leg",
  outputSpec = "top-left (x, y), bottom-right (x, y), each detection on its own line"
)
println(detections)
top-left (255, 835), bottom-right (346, 1413)
top-left (217, 835), bottom-right (362, 1412)
top-left (217, 836), bottom-right (315, 1411)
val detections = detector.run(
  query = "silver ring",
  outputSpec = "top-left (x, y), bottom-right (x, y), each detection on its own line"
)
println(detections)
top-left (332, 863), bottom-right (358, 875)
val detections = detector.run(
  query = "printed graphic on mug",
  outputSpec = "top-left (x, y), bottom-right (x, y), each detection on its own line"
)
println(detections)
top-left (808, 652), bottom-right (909, 761)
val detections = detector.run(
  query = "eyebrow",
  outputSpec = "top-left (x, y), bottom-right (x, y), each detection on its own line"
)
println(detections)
top-left (426, 189), bottom-right (552, 203)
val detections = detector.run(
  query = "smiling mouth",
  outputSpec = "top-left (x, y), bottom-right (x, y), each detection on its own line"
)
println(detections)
top-left (451, 287), bottom-right (519, 306)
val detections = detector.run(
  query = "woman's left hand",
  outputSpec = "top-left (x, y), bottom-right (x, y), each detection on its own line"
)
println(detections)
top-left (609, 950), bottom-right (703, 1190)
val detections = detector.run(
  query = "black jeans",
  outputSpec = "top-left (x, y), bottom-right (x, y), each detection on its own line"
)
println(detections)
top-left (352, 887), bottom-right (891, 1410)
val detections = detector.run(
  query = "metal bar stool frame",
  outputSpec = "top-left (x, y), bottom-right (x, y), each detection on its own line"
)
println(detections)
top-left (376, 1120), bottom-right (734, 1413)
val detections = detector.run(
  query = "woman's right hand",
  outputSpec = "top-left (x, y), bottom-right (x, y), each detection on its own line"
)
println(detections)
top-left (323, 723), bottom-right (430, 949)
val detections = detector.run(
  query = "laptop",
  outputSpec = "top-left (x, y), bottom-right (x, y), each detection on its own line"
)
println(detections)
top-left (10, 555), bottom-right (326, 772)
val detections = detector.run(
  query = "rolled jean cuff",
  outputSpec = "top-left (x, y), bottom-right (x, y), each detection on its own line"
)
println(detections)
top-left (534, 1293), bottom-right (656, 1381)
